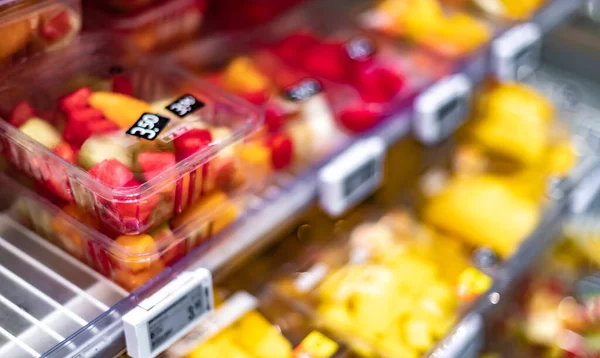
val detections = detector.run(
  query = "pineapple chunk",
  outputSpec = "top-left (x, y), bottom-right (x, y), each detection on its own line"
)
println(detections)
top-left (20, 118), bottom-right (62, 149)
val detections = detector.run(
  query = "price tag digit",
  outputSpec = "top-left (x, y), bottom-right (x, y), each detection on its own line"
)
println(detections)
top-left (123, 268), bottom-right (214, 358)
top-left (318, 137), bottom-right (385, 216)
top-left (491, 23), bottom-right (542, 82)
top-left (414, 74), bottom-right (472, 145)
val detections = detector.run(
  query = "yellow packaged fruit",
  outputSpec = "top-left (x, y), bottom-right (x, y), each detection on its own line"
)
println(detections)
top-left (223, 57), bottom-right (271, 94)
top-left (424, 175), bottom-right (540, 257)
top-left (230, 311), bottom-right (293, 358)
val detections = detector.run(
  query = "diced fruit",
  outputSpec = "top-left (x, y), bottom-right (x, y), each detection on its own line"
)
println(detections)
top-left (138, 152), bottom-right (177, 182)
top-left (171, 191), bottom-right (231, 228)
top-left (173, 128), bottom-right (213, 161)
top-left (8, 101), bottom-right (37, 128)
top-left (0, 19), bottom-right (31, 62)
top-left (88, 92), bottom-right (152, 129)
top-left (273, 33), bottom-right (319, 66)
top-left (111, 74), bottom-right (134, 96)
top-left (354, 62), bottom-right (405, 103)
top-left (39, 11), bottom-right (72, 43)
top-left (265, 102), bottom-right (287, 132)
top-left (265, 133), bottom-right (293, 170)
top-left (238, 90), bottom-right (270, 106)
top-left (52, 143), bottom-right (76, 164)
top-left (67, 108), bottom-right (105, 122)
top-left (223, 57), bottom-right (271, 94)
top-left (78, 135), bottom-right (133, 170)
top-left (114, 261), bottom-right (165, 291)
top-left (112, 233), bottom-right (159, 272)
top-left (231, 311), bottom-right (293, 358)
top-left (112, 179), bottom-right (159, 231)
top-left (301, 42), bottom-right (349, 82)
top-left (58, 87), bottom-right (92, 113)
top-left (338, 106), bottom-right (382, 133)
top-left (19, 118), bottom-right (63, 148)
top-left (88, 159), bottom-right (134, 187)
top-left (63, 118), bottom-right (119, 148)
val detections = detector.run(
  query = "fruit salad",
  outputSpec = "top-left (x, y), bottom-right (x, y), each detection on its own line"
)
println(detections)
top-left (0, 0), bottom-right (81, 64)
top-left (187, 53), bottom-right (350, 171)
top-left (3, 170), bottom-right (241, 291)
top-left (83, 0), bottom-right (206, 51)
top-left (164, 291), bottom-right (296, 358)
top-left (0, 37), bottom-right (264, 235)
top-left (422, 82), bottom-right (576, 257)
top-left (361, 0), bottom-right (491, 58)
top-left (272, 210), bottom-right (492, 357)
top-left (266, 31), bottom-right (435, 133)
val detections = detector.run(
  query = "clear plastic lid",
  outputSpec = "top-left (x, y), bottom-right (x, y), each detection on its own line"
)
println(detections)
top-left (0, 34), bottom-right (265, 235)
top-left (0, 0), bottom-right (81, 64)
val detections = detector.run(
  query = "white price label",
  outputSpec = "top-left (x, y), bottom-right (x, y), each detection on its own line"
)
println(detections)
top-left (318, 137), bottom-right (385, 217)
top-left (123, 268), bottom-right (214, 358)
top-left (491, 23), bottom-right (542, 82)
top-left (414, 74), bottom-right (472, 145)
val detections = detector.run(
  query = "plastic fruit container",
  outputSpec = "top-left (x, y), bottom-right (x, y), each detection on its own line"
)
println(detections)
top-left (204, 0), bottom-right (307, 32)
top-left (87, 0), bottom-right (161, 13)
top-left (269, 208), bottom-right (494, 358)
top-left (0, 35), bottom-right (264, 235)
top-left (263, 29), bottom-right (444, 133)
top-left (1, 171), bottom-right (243, 291)
top-left (83, 0), bottom-right (206, 51)
top-left (359, 0), bottom-right (492, 58)
top-left (173, 42), bottom-right (351, 171)
top-left (0, 0), bottom-right (81, 65)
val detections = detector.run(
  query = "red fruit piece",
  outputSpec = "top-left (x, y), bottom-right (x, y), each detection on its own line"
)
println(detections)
top-left (63, 119), bottom-right (118, 148)
top-left (353, 62), bottom-right (405, 103)
top-left (8, 101), bottom-right (37, 128)
top-left (301, 42), bottom-right (349, 82)
top-left (111, 75), bottom-right (134, 96)
top-left (238, 90), bottom-right (270, 106)
top-left (113, 179), bottom-right (159, 229)
top-left (52, 143), bottom-right (76, 164)
top-left (265, 102), bottom-right (287, 132)
top-left (39, 11), bottom-right (72, 43)
top-left (273, 33), bottom-right (319, 66)
top-left (173, 129), bottom-right (212, 161)
top-left (88, 159), bottom-right (134, 187)
top-left (265, 133), bottom-right (293, 170)
top-left (338, 106), bottom-right (383, 133)
top-left (138, 152), bottom-right (177, 182)
top-left (67, 108), bottom-right (105, 122)
top-left (58, 87), bottom-right (92, 113)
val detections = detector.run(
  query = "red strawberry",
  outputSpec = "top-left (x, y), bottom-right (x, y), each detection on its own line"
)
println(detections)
top-left (88, 159), bottom-right (134, 187)
top-left (265, 102), bottom-right (287, 132)
top-left (63, 119), bottom-right (118, 148)
top-left (273, 33), bottom-right (319, 66)
top-left (173, 129), bottom-right (213, 161)
top-left (52, 143), bottom-right (76, 164)
top-left (111, 75), bottom-right (134, 96)
top-left (67, 108), bottom-right (105, 122)
top-left (39, 11), bottom-right (72, 43)
top-left (138, 152), bottom-right (177, 182)
top-left (353, 62), bottom-right (405, 103)
top-left (8, 101), bottom-right (37, 128)
top-left (58, 87), bottom-right (92, 113)
top-left (301, 42), bottom-right (349, 82)
top-left (265, 132), bottom-right (293, 170)
top-left (338, 106), bottom-right (383, 133)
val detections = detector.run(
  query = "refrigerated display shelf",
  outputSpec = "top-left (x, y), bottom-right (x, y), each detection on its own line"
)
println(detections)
top-left (0, 1), bottom-right (585, 357)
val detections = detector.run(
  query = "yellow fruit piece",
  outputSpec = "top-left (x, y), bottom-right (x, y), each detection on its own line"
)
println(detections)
top-left (230, 311), bottom-right (292, 358)
top-left (403, 318), bottom-right (434, 351)
top-left (89, 92), bottom-right (152, 129)
top-left (402, 0), bottom-right (444, 40)
top-left (297, 331), bottom-right (339, 358)
top-left (457, 267), bottom-right (493, 301)
top-left (171, 191), bottom-right (230, 227)
top-left (545, 141), bottom-right (576, 177)
top-left (223, 57), bottom-right (271, 94)
top-left (424, 175), bottom-right (540, 257)
top-left (238, 142), bottom-right (272, 181)
top-left (0, 18), bottom-right (31, 61)
top-left (186, 335), bottom-right (255, 358)
top-left (112, 234), bottom-right (159, 273)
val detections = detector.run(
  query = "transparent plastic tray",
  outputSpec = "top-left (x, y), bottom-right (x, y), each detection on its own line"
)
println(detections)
top-left (0, 0), bottom-right (81, 64)
top-left (83, 0), bottom-right (206, 51)
top-left (0, 34), bottom-right (265, 236)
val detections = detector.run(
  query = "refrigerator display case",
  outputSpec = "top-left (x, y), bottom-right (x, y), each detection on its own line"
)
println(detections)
top-left (0, 1), bottom-right (594, 358)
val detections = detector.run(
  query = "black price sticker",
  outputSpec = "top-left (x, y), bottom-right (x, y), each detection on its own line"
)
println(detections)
top-left (166, 94), bottom-right (205, 118)
top-left (284, 78), bottom-right (322, 102)
top-left (345, 36), bottom-right (376, 62)
top-left (126, 113), bottom-right (171, 141)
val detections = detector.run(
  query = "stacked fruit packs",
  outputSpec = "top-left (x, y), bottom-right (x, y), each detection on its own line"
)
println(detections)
top-left (0, 36), bottom-right (267, 290)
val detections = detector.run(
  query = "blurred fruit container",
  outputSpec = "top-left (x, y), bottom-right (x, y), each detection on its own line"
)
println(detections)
top-left (360, 0), bottom-right (492, 59)
top-left (173, 41), bottom-right (351, 171)
top-left (260, 29), bottom-right (444, 133)
top-left (1, 171), bottom-right (243, 291)
top-left (204, 0), bottom-right (307, 32)
top-left (0, 35), bottom-right (265, 236)
top-left (0, 0), bottom-right (81, 65)
top-left (269, 208), bottom-right (493, 358)
top-left (83, 0), bottom-right (206, 51)
top-left (162, 289), bottom-right (343, 358)
top-left (442, 0), bottom-right (547, 20)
